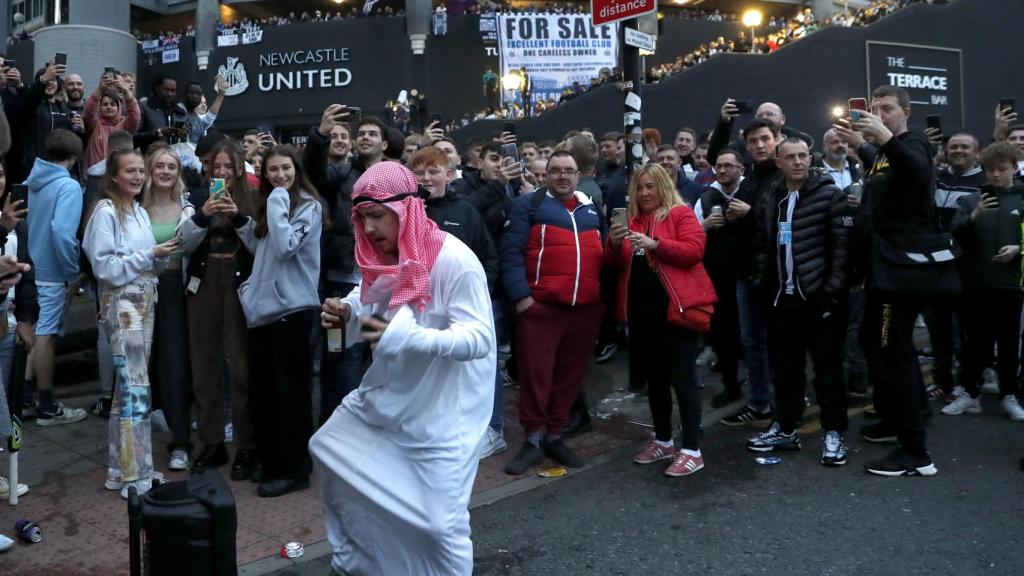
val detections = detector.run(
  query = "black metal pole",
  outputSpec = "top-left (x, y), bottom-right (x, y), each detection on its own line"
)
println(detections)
top-left (622, 18), bottom-right (643, 187)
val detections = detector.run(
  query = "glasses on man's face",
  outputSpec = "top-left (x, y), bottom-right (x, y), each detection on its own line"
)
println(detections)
top-left (714, 163), bottom-right (742, 171)
top-left (549, 169), bottom-right (578, 178)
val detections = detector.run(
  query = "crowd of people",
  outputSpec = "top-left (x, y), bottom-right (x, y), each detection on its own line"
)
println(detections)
top-left (647, 0), bottom-right (942, 84)
top-left (0, 7), bottom-right (1015, 567)
top-left (132, 3), bottom-right (404, 43)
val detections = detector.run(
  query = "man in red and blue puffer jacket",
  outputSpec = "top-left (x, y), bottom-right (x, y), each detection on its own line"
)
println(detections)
top-left (500, 150), bottom-right (606, 475)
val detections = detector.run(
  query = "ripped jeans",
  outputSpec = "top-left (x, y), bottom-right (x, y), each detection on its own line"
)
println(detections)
top-left (101, 277), bottom-right (158, 485)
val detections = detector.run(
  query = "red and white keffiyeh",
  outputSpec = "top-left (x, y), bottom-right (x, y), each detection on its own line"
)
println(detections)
top-left (352, 162), bottom-right (446, 312)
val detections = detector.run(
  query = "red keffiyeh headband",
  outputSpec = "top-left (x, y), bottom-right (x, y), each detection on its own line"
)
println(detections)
top-left (351, 162), bottom-right (446, 312)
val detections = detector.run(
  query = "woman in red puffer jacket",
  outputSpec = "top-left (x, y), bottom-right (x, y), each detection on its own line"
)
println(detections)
top-left (605, 163), bottom-right (717, 478)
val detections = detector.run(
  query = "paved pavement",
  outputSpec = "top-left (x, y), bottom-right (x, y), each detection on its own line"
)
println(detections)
top-left (7, 337), bottom-right (1024, 575)
top-left (267, 382), bottom-right (1024, 576)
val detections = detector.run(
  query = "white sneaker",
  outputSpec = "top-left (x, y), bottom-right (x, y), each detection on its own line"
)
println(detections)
top-left (941, 394), bottom-right (982, 415)
top-left (478, 427), bottom-right (508, 460)
top-left (36, 401), bottom-right (88, 426)
top-left (1002, 395), bottom-right (1024, 421)
top-left (0, 533), bottom-right (13, 552)
top-left (105, 469), bottom-right (124, 491)
top-left (151, 409), bottom-right (171, 433)
top-left (0, 476), bottom-right (28, 498)
top-left (169, 449), bottom-right (189, 470)
top-left (119, 472), bottom-right (165, 500)
top-left (981, 369), bottom-right (1000, 395)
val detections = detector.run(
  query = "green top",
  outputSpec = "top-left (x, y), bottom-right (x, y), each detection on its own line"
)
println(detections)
top-left (151, 220), bottom-right (182, 260)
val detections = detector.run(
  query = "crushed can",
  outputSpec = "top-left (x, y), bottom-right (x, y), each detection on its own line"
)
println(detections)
top-left (281, 541), bottom-right (304, 559)
top-left (755, 456), bottom-right (782, 466)
top-left (15, 519), bottom-right (41, 543)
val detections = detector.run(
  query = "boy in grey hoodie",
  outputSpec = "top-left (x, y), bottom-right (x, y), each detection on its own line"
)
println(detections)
top-left (25, 129), bottom-right (87, 425)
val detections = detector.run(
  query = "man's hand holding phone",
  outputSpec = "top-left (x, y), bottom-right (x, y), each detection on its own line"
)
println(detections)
top-left (972, 193), bottom-right (1000, 222)
top-left (721, 98), bottom-right (739, 121)
top-left (319, 103), bottom-right (350, 136)
top-left (422, 120), bottom-right (444, 145)
top-left (851, 110), bottom-right (893, 146)
top-left (0, 193), bottom-right (27, 231)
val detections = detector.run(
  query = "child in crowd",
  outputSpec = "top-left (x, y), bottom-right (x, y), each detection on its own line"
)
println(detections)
top-left (947, 141), bottom-right (1024, 421)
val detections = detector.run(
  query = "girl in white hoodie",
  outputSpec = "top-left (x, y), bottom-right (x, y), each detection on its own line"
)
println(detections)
top-left (83, 149), bottom-right (181, 498)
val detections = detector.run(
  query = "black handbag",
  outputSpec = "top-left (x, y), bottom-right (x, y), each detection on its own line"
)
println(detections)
top-left (869, 232), bottom-right (962, 295)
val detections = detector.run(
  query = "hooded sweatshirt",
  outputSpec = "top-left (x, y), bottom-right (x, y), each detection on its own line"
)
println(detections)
top-left (950, 183), bottom-right (1024, 291)
top-left (236, 187), bottom-right (322, 327)
top-left (82, 199), bottom-right (167, 292)
top-left (26, 158), bottom-right (83, 283)
top-left (84, 92), bottom-right (141, 169)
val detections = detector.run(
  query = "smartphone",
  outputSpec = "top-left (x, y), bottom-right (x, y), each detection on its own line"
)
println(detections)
top-left (10, 184), bottom-right (27, 209)
top-left (2, 60), bottom-right (14, 69)
top-left (848, 98), bottom-right (868, 120)
top-left (999, 98), bottom-right (1016, 115)
top-left (926, 115), bottom-right (943, 133)
top-left (54, 52), bottom-right (67, 66)
top-left (429, 113), bottom-right (443, 125)
top-left (612, 208), bottom-right (627, 228)
top-left (503, 122), bottom-right (516, 136)
top-left (733, 100), bottom-right (753, 114)
top-left (104, 66), bottom-right (116, 76)
top-left (209, 178), bottom-right (227, 200)
top-left (500, 142), bottom-right (521, 174)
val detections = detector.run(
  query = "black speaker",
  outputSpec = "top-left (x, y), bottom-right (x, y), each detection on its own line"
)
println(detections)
top-left (128, 469), bottom-right (238, 576)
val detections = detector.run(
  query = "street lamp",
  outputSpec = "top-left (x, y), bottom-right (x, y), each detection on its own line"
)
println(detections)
top-left (501, 71), bottom-right (523, 116)
top-left (742, 9), bottom-right (763, 53)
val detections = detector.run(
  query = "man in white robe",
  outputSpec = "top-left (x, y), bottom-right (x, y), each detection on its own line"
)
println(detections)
top-left (312, 161), bottom-right (495, 575)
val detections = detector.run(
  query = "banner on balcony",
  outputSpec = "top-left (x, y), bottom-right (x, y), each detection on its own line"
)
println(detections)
top-left (496, 13), bottom-right (618, 110)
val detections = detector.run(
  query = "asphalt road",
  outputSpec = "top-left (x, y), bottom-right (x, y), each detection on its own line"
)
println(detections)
top-left (267, 393), bottom-right (1024, 575)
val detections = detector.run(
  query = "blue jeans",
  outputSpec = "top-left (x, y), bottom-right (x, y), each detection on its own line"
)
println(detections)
top-left (737, 280), bottom-right (771, 412)
top-left (320, 281), bottom-right (370, 424)
top-left (489, 300), bottom-right (504, 432)
top-left (846, 288), bottom-right (867, 376)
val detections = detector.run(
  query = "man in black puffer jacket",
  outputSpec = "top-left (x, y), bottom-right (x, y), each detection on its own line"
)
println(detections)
top-left (746, 137), bottom-right (852, 465)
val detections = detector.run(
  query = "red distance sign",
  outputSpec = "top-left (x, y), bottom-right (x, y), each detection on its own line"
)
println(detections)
top-left (591, 0), bottom-right (657, 26)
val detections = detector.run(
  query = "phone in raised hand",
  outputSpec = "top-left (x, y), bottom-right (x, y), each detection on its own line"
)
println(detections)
top-left (209, 178), bottom-right (227, 200)
top-left (612, 208), bottom-right (628, 229)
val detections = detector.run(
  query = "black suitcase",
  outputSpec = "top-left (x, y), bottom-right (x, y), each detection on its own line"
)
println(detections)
top-left (127, 469), bottom-right (238, 576)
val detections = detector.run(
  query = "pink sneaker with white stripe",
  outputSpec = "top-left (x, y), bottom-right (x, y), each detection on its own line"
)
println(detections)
top-left (633, 440), bottom-right (677, 464)
top-left (665, 452), bottom-right (704, 477)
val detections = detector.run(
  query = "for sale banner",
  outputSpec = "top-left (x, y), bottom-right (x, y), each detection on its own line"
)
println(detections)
top-left (496, 13), bottom-right (618, 109)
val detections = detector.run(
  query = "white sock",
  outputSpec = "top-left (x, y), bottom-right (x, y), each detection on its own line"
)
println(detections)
top-left (655, 439), bottom-right (673, 448)
top-left (681, 449), bottom-right (701, 458)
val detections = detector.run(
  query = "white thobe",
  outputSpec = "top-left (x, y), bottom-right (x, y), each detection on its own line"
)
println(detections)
top-left (309, 235), bottom-right (495, 576)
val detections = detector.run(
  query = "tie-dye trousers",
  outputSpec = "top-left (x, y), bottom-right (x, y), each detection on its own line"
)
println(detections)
top-left (100, 278), bottom-right (158, 485)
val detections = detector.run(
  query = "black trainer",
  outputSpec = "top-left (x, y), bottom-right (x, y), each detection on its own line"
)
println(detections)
top-left (721, 405), bottom-right (772, 427)
top-left (864, 448), bottom-right (937, 477)
top-left (230, 448), bottom-right (258, 481)
top-left (504, 442), bottom-right (543, 475)
top-left (860, 422), bottom-right (899, 444)
top-left (543, 438), bottom-right (584, 468)
top-left (191, 442), bottom-right (229, 470)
